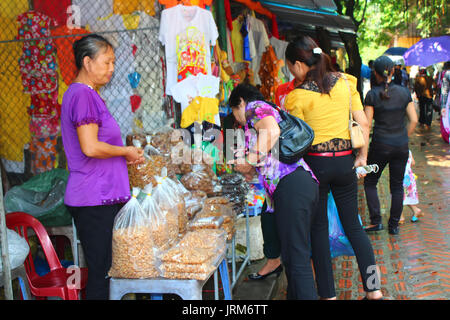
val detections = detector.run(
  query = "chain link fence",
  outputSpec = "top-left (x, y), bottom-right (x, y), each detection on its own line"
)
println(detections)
top-left (0, 1), bottom-right (175, 189)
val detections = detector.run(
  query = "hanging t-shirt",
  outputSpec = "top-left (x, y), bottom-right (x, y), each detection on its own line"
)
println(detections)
top-left (171, 74), bottom-right (220, 111)
top-left (230, 19), bottom-right (243, 63)
top-left (71, 0), bottom-right (113, 27)
top-left (159, 5), bottom-right (219, 96)
top-left (33, 0), bottom-right (71, 26)
top-left (247, 15), bottom-right (270, 86)
top-left (17, 10), bottom-right (58, 95)
top-left (180, 97), bottom-right (219, 128)
top-left (51, 25), bottom-right (90, 86)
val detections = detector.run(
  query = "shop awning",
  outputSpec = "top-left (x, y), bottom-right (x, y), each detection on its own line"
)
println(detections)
top-left (259, 0), bottom-right (357, 33)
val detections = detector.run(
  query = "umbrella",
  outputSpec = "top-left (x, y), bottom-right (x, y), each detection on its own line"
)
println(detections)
top-left (384, 47), bottom-right (408, 56)
top-left (403, 35), bottom-right (450, 67)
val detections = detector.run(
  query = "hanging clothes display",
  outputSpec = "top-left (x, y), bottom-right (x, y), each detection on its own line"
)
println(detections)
top-left (247, 14), bottom-right (270, 86)
top-left (51, 25), bottom-right (90, 86)
top-left (258, 45), bottom-right (283, 102)
top-left (113, 0), bottom-right (157, 16)
top-left (171, 73), bottom-right (220, 112)
top-left (71, 0), bottom-right (113, 27)
top-left (159, 0), bottom-right (213, 9)
top-left (29, 135), bottom-right (58, 175)
top-left (17, 10), bottom-right (58, 95)
top-left (159, 4), bottom-right (219, 96)
top-left (270, 36), bottom-right (290, 83)
top-left (32, 0), bottom-right (71, 26)
top-left (180, 97), bottom-right (219, 128)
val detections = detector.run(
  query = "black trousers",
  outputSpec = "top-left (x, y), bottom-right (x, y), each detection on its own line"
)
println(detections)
top-left (418, 97), bottom-right (433, 126)
top-left (67, 204), bottom-right (122, 300)
top-left (272, 166), bottom-right (319, 300)
top-left (364, 141), bottom-right (409, 229)
top-left (304, 154), bottom-right (379, 296)
top-left (260, 201), bottom-right (281, 259)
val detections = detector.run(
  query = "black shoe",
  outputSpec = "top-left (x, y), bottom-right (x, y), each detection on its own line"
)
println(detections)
top-left (388, 227), bottom-right (399, 235)
top-left (247, 265), bottom-right (283, 280)
top-left (364, 224), bottom-right (384, 232)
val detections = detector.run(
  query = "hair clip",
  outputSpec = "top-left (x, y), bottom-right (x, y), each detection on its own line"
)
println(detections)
top-left (312, 47), bottom-right (322, 55)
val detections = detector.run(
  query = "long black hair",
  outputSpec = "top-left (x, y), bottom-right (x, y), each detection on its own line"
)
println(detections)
top-left (73, 34), bottom-right (114, 71)
top-left (285, 35), bottom-right (334, 94)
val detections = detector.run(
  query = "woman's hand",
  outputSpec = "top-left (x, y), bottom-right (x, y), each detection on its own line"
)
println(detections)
top-left (354, 154), bottom-right (367, 178)
top-left (124, 146), bottom-right (145, 165)
top-left (227, 158), bottom-right (256, 182)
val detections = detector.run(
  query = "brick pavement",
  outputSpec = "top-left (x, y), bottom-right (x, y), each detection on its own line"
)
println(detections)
top-left (332, 120), bottom-right (450, 300)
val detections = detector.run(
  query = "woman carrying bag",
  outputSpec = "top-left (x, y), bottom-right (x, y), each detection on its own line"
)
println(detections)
top-left (227, 83), bottom-right (320, 300)
top-left (284, 35), bottom-right (383, 300)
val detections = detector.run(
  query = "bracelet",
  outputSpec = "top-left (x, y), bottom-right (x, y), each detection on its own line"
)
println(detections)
top-left (245, 155), bottom-right (259, 166)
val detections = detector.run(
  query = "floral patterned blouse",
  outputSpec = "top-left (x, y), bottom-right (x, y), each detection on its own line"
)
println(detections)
top-left (244, 101), bottom-right (318, 212)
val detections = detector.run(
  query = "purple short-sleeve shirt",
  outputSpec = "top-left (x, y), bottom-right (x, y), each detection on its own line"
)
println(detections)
top-left (61, 83), bottom-right (131, 207)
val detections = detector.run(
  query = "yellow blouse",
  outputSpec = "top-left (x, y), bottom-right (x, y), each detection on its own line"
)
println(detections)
top-left (284, 74), bottom-right (363, 146)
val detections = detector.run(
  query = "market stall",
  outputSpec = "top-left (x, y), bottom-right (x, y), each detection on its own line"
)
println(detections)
top-left (0, 0), bottom-right (356, 300)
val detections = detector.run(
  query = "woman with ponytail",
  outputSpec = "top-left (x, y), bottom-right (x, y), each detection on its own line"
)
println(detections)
top-left (284, 35), bottom-right (384, 300)
top-left (363, 56), bottom-right (418, 236)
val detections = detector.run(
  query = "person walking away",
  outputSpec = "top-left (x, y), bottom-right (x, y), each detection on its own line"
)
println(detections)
top-left (61, 34), bottom-right (145, 300)
top-left (284, 35), bottom-right (383, 300)
top-left (414, 68), bottom-right (436, 130)
top-left (399, 150), bottom-right (423, 224)
top-left (363, 56), bottom-right (418, 236)
top-left (228, 83), bottom-right (320, 300)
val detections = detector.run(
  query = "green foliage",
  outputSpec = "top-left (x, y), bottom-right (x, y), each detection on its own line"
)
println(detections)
top-left (334, 0), bottom-right (449, 63)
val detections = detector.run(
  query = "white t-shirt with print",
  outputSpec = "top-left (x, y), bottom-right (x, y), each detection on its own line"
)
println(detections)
top-left (171, 74), bottom-right (220, 111)
top-left (159, 4), bottom-right (219, 96)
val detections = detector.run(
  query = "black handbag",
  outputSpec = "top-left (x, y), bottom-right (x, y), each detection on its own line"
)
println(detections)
top-left (269, 104), bottom-right (315, 164)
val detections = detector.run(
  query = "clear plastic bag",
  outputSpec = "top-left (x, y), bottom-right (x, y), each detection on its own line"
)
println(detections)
top-left (0, 229), bottom-right (30, 272)
top-left (128, 140), bottom-right (177, 188)
top-left (188, 216), bottom-right (224, 230)
top-left (196, 204), bottom-right (236, 241)
top-left (153, 170), bottom-right (181, 242)
top-left (140, 184), bottom-right (169, 251)
top-left (181, 164), bottom-right (215, 194)
top-left (109, 188), bottom-right (159, 278)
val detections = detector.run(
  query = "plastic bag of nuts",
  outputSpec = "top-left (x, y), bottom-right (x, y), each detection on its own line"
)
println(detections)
top-left (109, 188), bottom-right (159, 278)
top-left (180, 164), bottom-right (215, 194)
top-left (153, 169), bottom-right (185, 240)
top-left (140, 183), bottom-right (169, 251)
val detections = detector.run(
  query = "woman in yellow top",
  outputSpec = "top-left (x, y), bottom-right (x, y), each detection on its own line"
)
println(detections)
top-left (284, 35), bottom-right (383, 300)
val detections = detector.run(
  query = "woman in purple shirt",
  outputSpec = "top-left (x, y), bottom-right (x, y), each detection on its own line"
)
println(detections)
top-left (227, 84), bottom-right (319, 299)
top-left (61, 34), bottom-right (144, 300)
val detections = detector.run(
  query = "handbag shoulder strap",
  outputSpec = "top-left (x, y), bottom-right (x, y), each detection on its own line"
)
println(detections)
top-left (341, 73), bottom-right (354, 123)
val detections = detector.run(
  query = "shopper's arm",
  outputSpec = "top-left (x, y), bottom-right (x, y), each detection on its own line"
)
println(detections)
top-left (77, 124), bottom-right (144, 163)
top-left (405, 101), bottom-right (418, 137)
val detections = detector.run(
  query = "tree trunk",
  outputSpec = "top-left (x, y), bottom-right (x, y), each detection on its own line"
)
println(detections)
top-left (339, 31), bottom-right (363, 101)
top-left (315, 26), bottom-right (332, 55)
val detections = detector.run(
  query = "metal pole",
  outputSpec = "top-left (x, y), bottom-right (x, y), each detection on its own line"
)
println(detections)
top-left (0, 169), bottom-right (13, 299)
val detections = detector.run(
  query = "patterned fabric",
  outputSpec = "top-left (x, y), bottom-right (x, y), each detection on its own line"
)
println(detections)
top-left (245, 100), bottom-right (318, 212)
top-left (29, 90), bottom-right (60, 116)
top-left (309, 138), bottom-right (352, 153)
top-left (17, 11), bottom-right (58, 94)
top-left (403, 150), bottom-right (419, 205)
top-left (29, 135), bottom-right (57, 174)
top-left (29, 114), bottom-right (60, 138)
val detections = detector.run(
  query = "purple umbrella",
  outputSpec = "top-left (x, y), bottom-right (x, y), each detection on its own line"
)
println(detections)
top-left (403, 35), bottom-right (450, 67)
